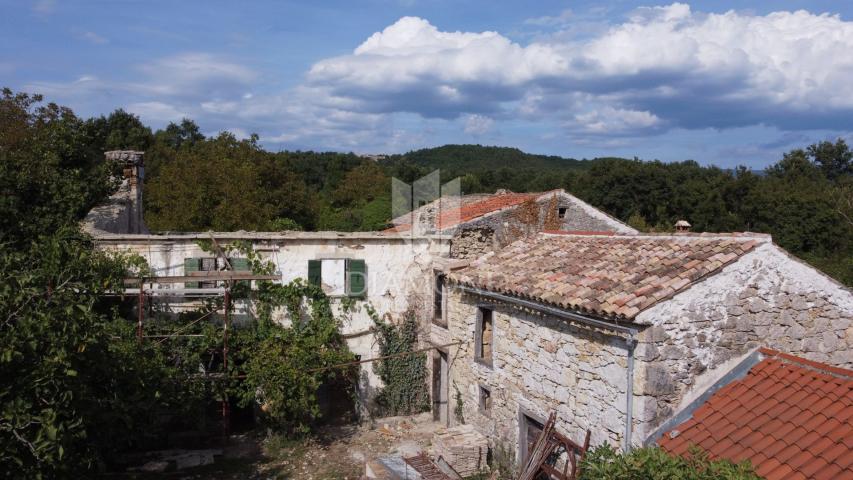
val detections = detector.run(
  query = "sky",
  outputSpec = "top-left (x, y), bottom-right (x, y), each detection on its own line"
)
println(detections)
top-left (2, 1), bottom-right (853, 168)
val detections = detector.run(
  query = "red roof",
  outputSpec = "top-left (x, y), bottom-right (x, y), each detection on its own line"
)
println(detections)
top-left (436, 192), bottom-right (539, 230)
top-left (658, 348), bottom-right (853, 480)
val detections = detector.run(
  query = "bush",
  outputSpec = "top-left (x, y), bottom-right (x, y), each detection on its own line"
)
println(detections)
top-left (578, 444), bottom-right (761, 480)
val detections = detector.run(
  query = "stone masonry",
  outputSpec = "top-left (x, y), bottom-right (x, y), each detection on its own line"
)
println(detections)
top-left (438, 288), bottom-right (631, 456)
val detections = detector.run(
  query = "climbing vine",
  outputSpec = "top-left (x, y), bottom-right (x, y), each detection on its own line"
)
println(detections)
top-left (453, 382), bottom-right (465, 424)
top-left (148, 241), bottom-right (358, 436)
top-left (367, 305), bottom-right (430, 417)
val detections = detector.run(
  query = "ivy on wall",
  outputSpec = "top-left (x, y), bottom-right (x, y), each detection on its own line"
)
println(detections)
top-left (367, 306), bottom-right (430, 417)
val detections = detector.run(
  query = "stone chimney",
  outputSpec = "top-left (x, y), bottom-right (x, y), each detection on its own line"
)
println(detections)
top-left (674, 220), bottom-right (691, 233)
top-left (83, 151), bottom-right (148, 235)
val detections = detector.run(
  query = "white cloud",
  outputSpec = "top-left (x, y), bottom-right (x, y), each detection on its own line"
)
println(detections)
top-left (463, 114), bottom-right (494, 135)
top-left (20, 4), bottom-right (853, 152)
top-left (80, 31), bottom-right (109, 45)
top-left (304, 7), bottom-right (853, 132)
top-left (126, 101), bottom-right (187, 124)
top-left (33, 0), bottom-right (56, 15)
top-left (524, 9), bottom-right (574, 27)
top-left (572, 107), bottom-right (663, 135)
top-left (134, 53), bottom-right (256, 98)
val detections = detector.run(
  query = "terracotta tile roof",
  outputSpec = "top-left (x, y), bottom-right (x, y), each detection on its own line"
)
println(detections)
top-left (659, 349), bottom-right (853, 480)
top-left (436, 192), bottom-right (540, 230)
top-left (448, 233), bottom-right (760, 319)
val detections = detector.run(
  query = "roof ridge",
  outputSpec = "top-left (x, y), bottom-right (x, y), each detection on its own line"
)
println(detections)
top-left (758, 348), bottom-right (853, 379)
top-left (540, 231), bottom-right (771, 241)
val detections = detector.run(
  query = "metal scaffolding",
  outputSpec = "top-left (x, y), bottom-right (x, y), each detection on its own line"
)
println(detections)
top-left (119, 270), bottom-right (280, 442)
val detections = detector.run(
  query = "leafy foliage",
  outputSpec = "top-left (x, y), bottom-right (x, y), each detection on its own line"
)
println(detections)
top-left (368, 306), bottom-right (430, 417)
top-left (578, 445), bottom-right (761, 480)
top-left (0, 89), bottom-right (115, 248)
top-left (198, 242), bottom-right (358, 435)
top-left (0, 229), bottom-right (182, 477)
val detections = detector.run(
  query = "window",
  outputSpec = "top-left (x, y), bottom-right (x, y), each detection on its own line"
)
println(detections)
top-left (433, 273), bottom-right (446, 327)
top-left (479, 385), bottom-right (492, 414)
top-left (475, 307), bottom-right (493, 365)
top-left (184, 257), bottom-right (250, 288)
top-left (307, 259), bottom-right (367, 298)
top-left (557, 207), bottom-right (568, 219)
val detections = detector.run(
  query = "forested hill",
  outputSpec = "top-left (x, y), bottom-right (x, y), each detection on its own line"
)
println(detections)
top-left (385, 144), bottom-right (592, 172)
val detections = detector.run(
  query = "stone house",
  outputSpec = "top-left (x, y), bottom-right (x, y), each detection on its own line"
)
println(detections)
top-left (435, 231), bottom-right (852, 460)
top-left (85, 151), bottom-right (632, 404)
top-left (387, 189), bottom-right (636, 259)
top-left (85, 150), bottom-right (852, 463)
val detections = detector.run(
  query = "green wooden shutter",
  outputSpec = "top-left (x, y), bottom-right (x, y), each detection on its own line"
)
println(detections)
top-left (308, 260), bottom-right (322, 286)
top-left (184, 258), bottom-right (200, 288)
top-left (347, 259), bottom-right (366, 298)
top-left (229, 257), bottom-right (250, 271)
top-left (229, 257), bottom-right (251, 288)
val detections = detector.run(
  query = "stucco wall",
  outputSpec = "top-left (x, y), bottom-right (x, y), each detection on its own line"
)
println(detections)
top-left (438, 289), bottom-right (634, 459)
top-left (96, 233), bottom-right (448, 400)
top-left (633, 242), bottom-right (853, 435)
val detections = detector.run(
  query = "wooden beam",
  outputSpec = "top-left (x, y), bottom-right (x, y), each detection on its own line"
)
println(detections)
top-left (124, 273), bottom-right (280, 284)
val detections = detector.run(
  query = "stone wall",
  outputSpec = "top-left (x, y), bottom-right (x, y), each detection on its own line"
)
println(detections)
top-left (447, 192), bottom-right (636, 259)
top-left (449, 227), bottom-right (496, 259)
top-left (633, 242), bottom-right (853, 438)
top-left (557, 193), bottom-right (636, 234)
top-left (438, 289), bottom-right (633, 460)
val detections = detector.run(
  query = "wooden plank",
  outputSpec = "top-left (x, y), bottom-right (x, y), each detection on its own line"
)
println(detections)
top-left (124, 273), bottom-right (280, 284)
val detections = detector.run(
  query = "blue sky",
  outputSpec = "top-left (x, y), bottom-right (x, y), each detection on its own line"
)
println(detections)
top-left (3, 1), bottom-right (853, 168)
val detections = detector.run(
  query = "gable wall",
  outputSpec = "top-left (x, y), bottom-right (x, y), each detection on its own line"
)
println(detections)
top-left (448, 192), bottom-right (637, 259)
top-left (633, 242), bottom-right (853, 438)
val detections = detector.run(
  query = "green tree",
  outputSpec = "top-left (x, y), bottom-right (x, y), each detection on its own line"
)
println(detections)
top-left (84, 109), bottom-right (153, 152)
top-left (0, 89), bottom-right (113, 248)
top-left (807, 138), bottom-right (852, 180)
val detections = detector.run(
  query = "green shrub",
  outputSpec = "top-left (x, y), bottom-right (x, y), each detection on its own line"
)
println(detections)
top-left (578, 444), bottom-right (761, 480)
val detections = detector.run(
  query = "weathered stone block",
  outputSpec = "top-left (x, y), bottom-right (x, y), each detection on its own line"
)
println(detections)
top-left (641, 364), bottom-right (675, 396)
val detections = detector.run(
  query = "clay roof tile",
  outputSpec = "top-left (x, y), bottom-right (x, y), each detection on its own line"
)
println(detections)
top-left (658, 353), bottom-right (853, 480)
top-left (447, 233), bottom-right (759, 320)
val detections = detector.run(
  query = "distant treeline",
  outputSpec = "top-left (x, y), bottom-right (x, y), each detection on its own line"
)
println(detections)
top-left (4, 93), bottom-right (848, 285)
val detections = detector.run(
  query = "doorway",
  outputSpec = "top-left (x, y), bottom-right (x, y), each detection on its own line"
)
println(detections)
top-left (519, 412), bottom-right (545, 464)
top-left (432, 349), bottom-right (449, 425)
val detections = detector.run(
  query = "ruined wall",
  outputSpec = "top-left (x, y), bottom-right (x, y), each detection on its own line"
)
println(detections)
top-left (449, 227), bottom-right (496, 259)
top-left (633, 242), bottom-right (853, 438)
top-left (96, 233), bottom-right (447, 399)
top-left (447, 192), bottom-right (636, 259)
top-left (439, 289), bottom-right (633, 459)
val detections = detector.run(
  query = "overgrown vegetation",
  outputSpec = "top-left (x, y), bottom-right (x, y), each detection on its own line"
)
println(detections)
top-left (368, 306), bottom-right (430, 417)
top-left (0, 89), bottom-right (358, 476)
top-left (578, 445), bottom-right (760, 480)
